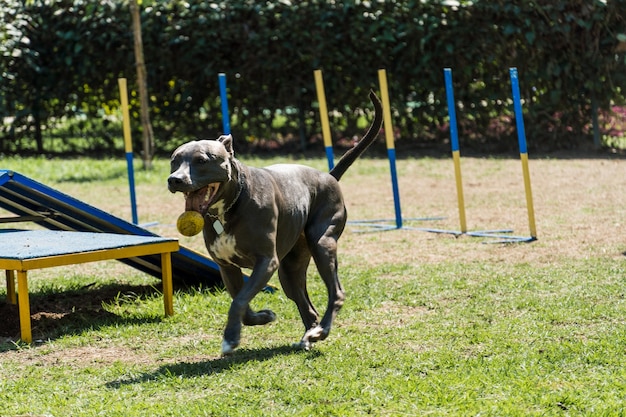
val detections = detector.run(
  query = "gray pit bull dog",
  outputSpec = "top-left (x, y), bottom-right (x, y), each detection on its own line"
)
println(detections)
top-left (168, 91), bottom-right (383, 355)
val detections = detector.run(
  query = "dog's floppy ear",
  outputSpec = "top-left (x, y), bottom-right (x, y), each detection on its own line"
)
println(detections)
top-left (217, 134), bottom-right (235, 157)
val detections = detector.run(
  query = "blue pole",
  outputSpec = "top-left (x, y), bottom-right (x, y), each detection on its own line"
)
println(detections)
top-left (387, 148), bottom-right (403, 229)
top-left (444, 69), bottom-right (460, 153)
top-left (125, 152), bottom-right (138, 224)
top-left (509, 68), bottom-right (527, 154)
top-left (325, 147), bottom-right (335, 171)
top-left (218, 73), bottom-right (231, 135)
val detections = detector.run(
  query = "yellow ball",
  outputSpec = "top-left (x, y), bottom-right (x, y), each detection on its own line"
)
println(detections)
top-left (176, 211), bottom-right (205, 236)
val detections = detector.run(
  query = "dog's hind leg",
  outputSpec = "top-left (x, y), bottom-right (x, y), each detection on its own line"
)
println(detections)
top-left (300, 224), bottom-right (346, 349)
top-left (278, 237), bottom-right (320, 334)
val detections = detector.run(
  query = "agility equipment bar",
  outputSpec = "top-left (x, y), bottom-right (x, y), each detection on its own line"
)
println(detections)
top-left (314, 69), bottom-right (335, 170)
top-left (348, 70), bottom-right (444, 233)
top-left (219, 73), bottom-right (231, 135)
top-left (118, 78), bottom-right (139, 224)
top-left (465, 68), bottom-right (537, 243)
top-left (509, 67), bottom-right (537, 241)
top-left (446, 68), bottom-right (467, 234)
top-left (378, 69), bottom-right (403, 229)
top-left (0, 169), bottom-right (223, 287)
top-left (1, 230), bottom-right (178, 343)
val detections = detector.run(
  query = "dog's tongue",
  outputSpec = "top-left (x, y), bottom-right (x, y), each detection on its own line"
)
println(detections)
top-left (184, 183), bottom-right (221, 214)
top-left (185, 186), bottom-right (209, 213)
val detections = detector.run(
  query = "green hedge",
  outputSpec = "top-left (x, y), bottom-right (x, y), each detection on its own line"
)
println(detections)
top-left (1, 0), bottom-right (624, 155)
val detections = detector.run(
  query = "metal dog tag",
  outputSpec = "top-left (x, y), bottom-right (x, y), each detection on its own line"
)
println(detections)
top-left (213, 220), bottom-right (225, 234)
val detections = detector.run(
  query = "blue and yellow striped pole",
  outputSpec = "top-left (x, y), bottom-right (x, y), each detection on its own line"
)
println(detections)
top-left (378, 69), bottom-right (403, 229)
top-left (314, 69), bottom-right (334, 170)
top-left (218, 73), bottom-right (231, 135)
top-left (444, 68), bottom-right (468, 233)
top-left (118, 78), bottom-right (139, 225)
top-left (509, 68), bottom-right (537, 240)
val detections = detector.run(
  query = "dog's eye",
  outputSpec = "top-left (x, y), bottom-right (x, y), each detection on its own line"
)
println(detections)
top-left (170, 155), bottom-right (181, 170)
top-left (194, 155), bottom-right (211, 164)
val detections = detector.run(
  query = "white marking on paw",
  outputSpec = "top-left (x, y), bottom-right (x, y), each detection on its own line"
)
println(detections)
top-left (222, 340), bottom-right (235, 355)
top-left (304, 326), bottom-right (324, 341)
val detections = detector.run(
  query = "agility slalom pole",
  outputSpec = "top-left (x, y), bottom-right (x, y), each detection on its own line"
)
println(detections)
top-left (350, 70), bottom-right (444, 232)
top-left (218, 73), bottom-right (231, 135)
top-left (509, 68), bottom-right (537, 240)
top-left (118, 78), bottom-right (139, 225)
top-left (378, 69), bottom-right (403, 229)
top-left (313, 69), bottom-right (334, 170)
top-left (444, 68), bottom-right (468, 233)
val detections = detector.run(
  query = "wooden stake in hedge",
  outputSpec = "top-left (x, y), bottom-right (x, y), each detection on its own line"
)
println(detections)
top-left (130, 0), bottom-right (154, 170)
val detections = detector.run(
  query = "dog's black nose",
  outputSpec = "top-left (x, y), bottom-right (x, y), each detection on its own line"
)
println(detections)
top-left (168, 175), bottom-right (186, 193)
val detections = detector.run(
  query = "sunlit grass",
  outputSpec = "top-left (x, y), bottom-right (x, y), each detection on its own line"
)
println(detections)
top-left (1, 156), bottom-right (626, 415)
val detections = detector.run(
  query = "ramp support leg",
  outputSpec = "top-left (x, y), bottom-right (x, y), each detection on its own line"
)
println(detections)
top-left (17, 270), bottom-right (32, 343)
top-left (161, 252), bottom-right (174, 317)
top-left (5, 270), bottom-right (16, 304)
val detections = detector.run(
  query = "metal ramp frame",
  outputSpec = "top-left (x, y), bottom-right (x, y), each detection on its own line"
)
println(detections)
top-left (0, 170), bottom-right (222, 287)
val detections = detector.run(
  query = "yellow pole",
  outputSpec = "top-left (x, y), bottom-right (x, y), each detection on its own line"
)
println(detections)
top-left (6, 270), bottom-right (16, 304)
top-left (161, 252), bottom-right (174, 317)
top-left (314, 69), bottom-right (334, 170)
top-left (118, 78), bottom-right (133, 154)
top-left (118, 77), bottom-right (139, 224)
top-left (520, 153), bottom-right (537, 238)
top-left (452, 150), bottom-right (467, 233)
top-left (377, 69), bottom-right (395, 150)
top-left (17, 270), bottom-right (31, 343)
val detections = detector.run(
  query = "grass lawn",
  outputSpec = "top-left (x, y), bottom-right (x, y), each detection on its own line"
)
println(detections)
top-left (0, 152), bottom-right (625, 416)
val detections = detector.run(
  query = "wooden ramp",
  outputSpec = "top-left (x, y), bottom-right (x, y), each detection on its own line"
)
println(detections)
top-left (0, 170), bottom-right (221, 287)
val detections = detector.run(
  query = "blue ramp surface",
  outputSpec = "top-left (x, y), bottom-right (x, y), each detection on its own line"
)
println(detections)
top-left (0, 170), bottom-right (221, 287)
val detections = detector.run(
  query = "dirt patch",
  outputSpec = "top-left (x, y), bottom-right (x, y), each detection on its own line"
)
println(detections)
top-left (3, 345), bottom-right (150, 367)
top-left (0, 303), bottom-right (20, 341)
top-left (338, 154), bottom-right (626, 267)
top-left (0, 284), bottom-right (162, 342)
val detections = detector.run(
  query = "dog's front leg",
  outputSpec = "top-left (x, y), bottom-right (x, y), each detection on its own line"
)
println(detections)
top-left (219, 264), bottom-right (277, 327)
top-left (221, 256), bottom-right (279, 355)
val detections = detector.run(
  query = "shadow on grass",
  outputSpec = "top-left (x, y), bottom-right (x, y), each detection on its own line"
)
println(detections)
top-left (0, 283), bottom-right (166, 353)
top-left (106, 345), bottom-right (321, 387)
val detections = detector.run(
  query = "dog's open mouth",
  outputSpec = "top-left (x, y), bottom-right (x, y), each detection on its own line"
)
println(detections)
top-left (184, 183), bottom-right (220, 214)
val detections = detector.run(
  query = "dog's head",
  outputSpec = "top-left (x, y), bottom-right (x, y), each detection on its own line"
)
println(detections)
top-left (168, 135), bottom-right (235, 214)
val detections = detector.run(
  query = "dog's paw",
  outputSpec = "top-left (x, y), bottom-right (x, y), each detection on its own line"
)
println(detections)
top-left (221, 340), bottom-right (238, 356)
top-left (259, 309), bottom-right (277, 323)
top-left (243, 309), bottom-right (277, 326)
top-left (303, 325), bottom-right (325, 342)
top-left (293, 340), bottom-right (314, 351)
top-left (295, 326), bottom-right (326, 351)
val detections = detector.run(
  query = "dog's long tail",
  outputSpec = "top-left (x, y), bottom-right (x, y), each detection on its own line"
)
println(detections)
top-left (329, 90), bottom-right (384, 181)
